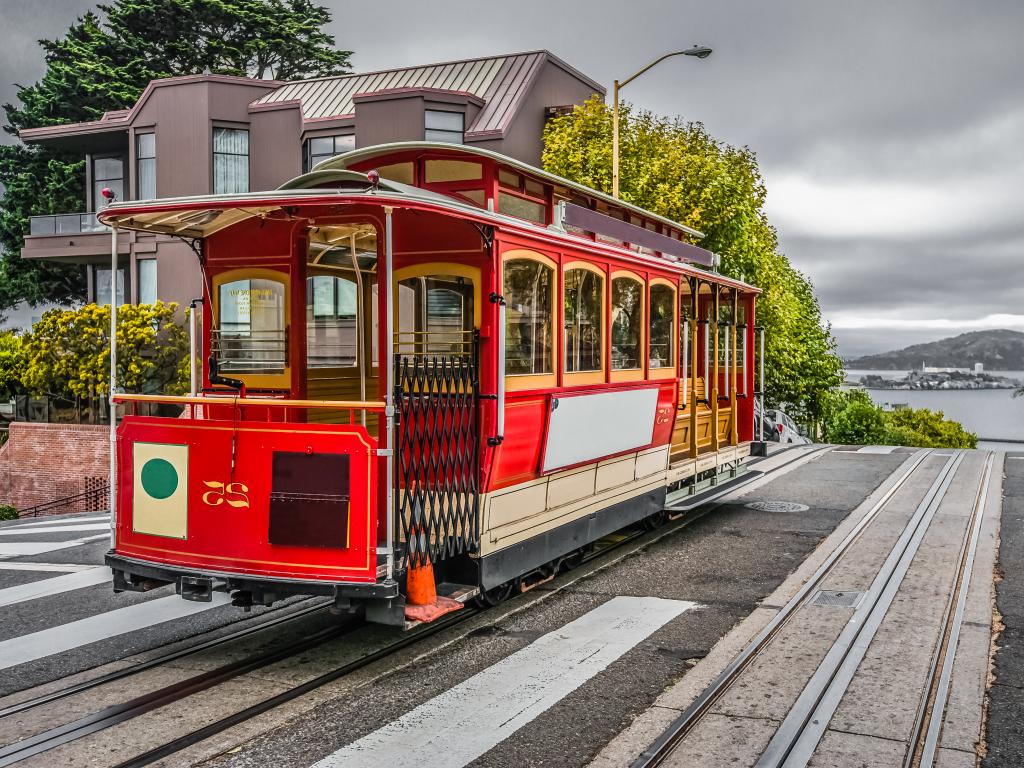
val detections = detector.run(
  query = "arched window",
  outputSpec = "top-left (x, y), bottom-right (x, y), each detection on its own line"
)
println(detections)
top-left (212, 269), bottom-right (290, 389)
top-left (503, 253), bottom-right (555, 387)
top-left (611, 273), bottom-right (644, 374)
top-left (564, 265), bottom-right (604, 376)
top-left (649, 281), bottom-right (676, 377)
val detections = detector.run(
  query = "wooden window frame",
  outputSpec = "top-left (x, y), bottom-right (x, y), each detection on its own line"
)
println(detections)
top-left (647, 277), bottom-right (677, 381)
top-left (610, 270), bottom-right (646, 382)
top-left (502, 249), bottom-right (557, 392)
top-left (211, 267), bottom-right (291, 390)
top-left (562, 261), bottom-right (607, 386)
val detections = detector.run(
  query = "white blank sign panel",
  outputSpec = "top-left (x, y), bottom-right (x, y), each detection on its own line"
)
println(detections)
top-left (541, 387), bottom-right (659, 473)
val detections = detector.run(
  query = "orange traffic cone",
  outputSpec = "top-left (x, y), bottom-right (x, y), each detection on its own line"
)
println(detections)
top-left (403, 490), bottom-right (462, 623)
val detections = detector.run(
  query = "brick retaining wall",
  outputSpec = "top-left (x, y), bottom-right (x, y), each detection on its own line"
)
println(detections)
top-left (0, 422), bottom-right (109, 515)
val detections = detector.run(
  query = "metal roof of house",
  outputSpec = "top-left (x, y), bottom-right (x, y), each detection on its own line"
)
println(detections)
top-left (252, 50), bottom-right (603, 138)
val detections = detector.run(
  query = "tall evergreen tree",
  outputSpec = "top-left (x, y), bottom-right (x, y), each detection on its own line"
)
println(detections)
top-left (0, 0), bottom-right (352, 310)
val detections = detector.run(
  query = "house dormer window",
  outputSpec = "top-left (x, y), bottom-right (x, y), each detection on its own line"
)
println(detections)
top-left (425, 110), bottom-right (464, 144)
top-left (213, 127), bottom-right (249, 194)
top-left (304, 134), bottom-right (355, 172)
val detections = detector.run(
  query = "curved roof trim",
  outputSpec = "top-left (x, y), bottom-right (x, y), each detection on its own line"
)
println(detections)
top-left (314, 141), bottom-right (705, 239)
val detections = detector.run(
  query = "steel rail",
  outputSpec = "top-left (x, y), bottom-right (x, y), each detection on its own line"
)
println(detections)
top-left (0, 445), bottom-right (819, 767)
top-left (0, 606), bottom-right (361, 767)
top-left (755, 450), bottom-right (965, 767)
top-left (904, 451), bottom-right (995, 768)
top-left (631, 448), bottom-right (936, 768)
top-left (0, 600), bottom-right (330, 720)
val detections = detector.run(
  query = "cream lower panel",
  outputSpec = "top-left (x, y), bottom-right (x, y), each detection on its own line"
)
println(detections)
top-left (695, 455), bottom-right (717, 474)
top-left (480, 474), bottom-right (668, 556)
top-left (635, 445), bottom-right (670, 480)
top-left (668, 459), bottom-right (697, 484)
top-left (717, 447), bottom-right (737, 465)
top-left (547, 466), bottom-right (598, 509)
top-left (486, 479), bottom-right (549, 531)
top-left (735, 442), bottom-right (752, 459)
top-left (595, 454), bottom-right (637, 492)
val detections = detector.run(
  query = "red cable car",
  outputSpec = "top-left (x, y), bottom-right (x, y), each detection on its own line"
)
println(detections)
top-left (99, 142), bottom-right (762, 626)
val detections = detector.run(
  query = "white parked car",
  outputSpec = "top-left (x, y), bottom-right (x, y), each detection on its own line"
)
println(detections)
top-left (766, 409), bottom-right (811, 444)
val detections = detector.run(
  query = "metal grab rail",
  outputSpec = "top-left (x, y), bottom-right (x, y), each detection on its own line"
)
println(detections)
top-left (113, 393), bottom-right (386, 412)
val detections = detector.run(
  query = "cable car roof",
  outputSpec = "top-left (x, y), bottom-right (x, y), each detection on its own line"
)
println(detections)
top-left (314, 141), bottom-right (706, 239)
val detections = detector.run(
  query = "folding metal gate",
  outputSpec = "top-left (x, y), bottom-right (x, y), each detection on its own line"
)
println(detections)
top-left (393, 340), bottom-right (481, 572)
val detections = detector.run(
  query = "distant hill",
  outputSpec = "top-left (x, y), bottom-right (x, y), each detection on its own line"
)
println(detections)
top-left (846, 329), bottom-right (1024, 371)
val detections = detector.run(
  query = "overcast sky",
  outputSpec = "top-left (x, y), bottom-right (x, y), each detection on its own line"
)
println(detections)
top-left (2, 0), bottom-right (1022, 358)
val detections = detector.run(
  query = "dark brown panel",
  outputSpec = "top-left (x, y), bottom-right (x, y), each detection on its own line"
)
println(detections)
top-left (562, 203), bottom-right (715, 267)
top-left (269, 451), bottom-right (350, 549)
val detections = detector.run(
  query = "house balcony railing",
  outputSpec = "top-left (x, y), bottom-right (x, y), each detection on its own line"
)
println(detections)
top-left (29, 212), bottom-right (107, 236)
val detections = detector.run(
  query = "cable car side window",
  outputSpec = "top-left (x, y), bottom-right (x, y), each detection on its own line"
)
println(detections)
top-left (649, 280), bottom-right (676, 378)
top-left (611, 273), bottom-right (644, 374)
top-left (563, 264), bottom-right (604, 380)
top-left (503, 253), bottom-right (555, 388)
top-left (213, 271), bottom-right (289, 387)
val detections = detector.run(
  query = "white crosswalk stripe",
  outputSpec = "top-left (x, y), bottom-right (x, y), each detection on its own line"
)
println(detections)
top-left (0, 567), bottom-right (112, 608)
top-left (314, 595), bottom-right (697, 768)
top-left (0, 592), bottom-right (231, 670)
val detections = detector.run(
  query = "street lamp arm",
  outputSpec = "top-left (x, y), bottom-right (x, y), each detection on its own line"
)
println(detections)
top-left (618, 50), bottom-right (692, 91)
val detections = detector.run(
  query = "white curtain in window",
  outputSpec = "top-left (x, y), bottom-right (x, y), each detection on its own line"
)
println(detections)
top-left (213, 128), bottom-right (249, 194)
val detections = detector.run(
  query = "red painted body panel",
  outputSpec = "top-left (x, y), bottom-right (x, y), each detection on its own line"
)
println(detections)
top-left (116, 416), bottom-right (378, 583)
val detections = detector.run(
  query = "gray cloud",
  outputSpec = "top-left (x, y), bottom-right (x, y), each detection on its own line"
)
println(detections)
top-left (1, 0), bottom-right (1021, 357)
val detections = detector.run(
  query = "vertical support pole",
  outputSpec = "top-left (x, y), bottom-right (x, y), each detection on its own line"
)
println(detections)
top-left (612, 81), bottom-right (621, 198)
top-left (710, 288), bottom-right (720, 453)
top-left (689, 318), bottom-right (698, 460)
top-left (383, 207), bottom-right (396, 583)
top-left (496, 301), bottom-right (506, 440)
top-left (349, 234), bottom-right (367, 427)
top-left (108, 223), bottom-right (118, 547)
top-left (681, 319), bottom-right (689, 408)
top-left (723, 324), bottom-right (730, 399)
top-left (730, 319), bottom-right (739, 446)
top-left (188, 299), bottom-right (199, 396)
top-left (758, 326), bottom-right (766, 443)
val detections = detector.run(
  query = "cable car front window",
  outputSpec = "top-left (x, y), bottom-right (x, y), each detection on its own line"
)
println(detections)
top-left (214, 277), bottom-right (286, 375)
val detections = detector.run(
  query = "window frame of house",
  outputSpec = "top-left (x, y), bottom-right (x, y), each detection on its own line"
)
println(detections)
top-left (212, 126), bottom-right (250, 195)
top-left (92, 154), bottom-right (125, 210)
top-left (424, 109), bottom-right (465, 144)
top-left (304, 133), bottom-right (356, 172)
top-left (135, 132), bottom-right (156, 200)
top-left (93, 265), bottom-right (127, 306)
top-left (137, 259), bottom-right (158, 305)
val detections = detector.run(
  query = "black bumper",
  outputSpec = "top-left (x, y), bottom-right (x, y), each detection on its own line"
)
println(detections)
top-left (105, 552), bottom-right (399, 604)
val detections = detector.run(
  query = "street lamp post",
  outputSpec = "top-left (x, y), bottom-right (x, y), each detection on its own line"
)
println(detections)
top-left (611, 45), bottom-right (712, 198)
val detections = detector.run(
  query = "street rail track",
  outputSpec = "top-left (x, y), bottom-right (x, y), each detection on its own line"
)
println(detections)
top-left (0, 444), bottom-right (824, 768)
top-left (631, 448), bottom-right (994, 768)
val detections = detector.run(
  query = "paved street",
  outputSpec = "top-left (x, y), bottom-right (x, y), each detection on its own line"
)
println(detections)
top-left (0, 447), bottom-right (1018, 767)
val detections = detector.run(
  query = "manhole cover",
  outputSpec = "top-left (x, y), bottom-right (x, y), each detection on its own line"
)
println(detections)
top-left (810, 590), bottom-right (864, 608)
top-left (744, 501), bottom-right (809, 513)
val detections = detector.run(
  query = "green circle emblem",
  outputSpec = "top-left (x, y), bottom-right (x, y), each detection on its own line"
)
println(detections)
top-left (141, 458), bottom-right (178, 500)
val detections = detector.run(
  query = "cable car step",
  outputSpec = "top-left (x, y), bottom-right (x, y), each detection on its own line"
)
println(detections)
top-left (663, 469), bottom-right (763, 513)
top-left (436, 582), bottom-right (480, 603)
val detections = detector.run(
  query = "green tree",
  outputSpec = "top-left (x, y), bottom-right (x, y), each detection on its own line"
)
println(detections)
top-left (22, 302), bottom-right (189, 398)
top-left (0, 0), bottom-right (352, 309)
top-left (0, 332), bottom-right (27, 398)
top-left (542, 97), bottom-right (843, 424)
top-left (821, 388), bottom-right (976, 449)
